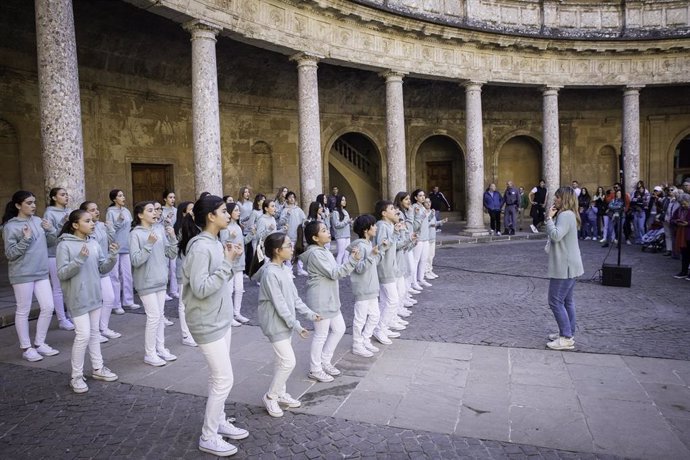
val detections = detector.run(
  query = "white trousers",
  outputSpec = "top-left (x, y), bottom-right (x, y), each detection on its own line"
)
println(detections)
top-left (198, 327), bottom-right (233, 440)
top-left (140, 291), bottom-right (166, 358)
top-left (395, 277), bottom-right (407, 315)
top-left (48, 257), bottom-right (67, 321)
top-left (413, 240), bottom-right (429, 282)
top-left (426, 240), bottom-right (437, 273)
top-left (99, 276), bottom-right (116, 331)
top-left (228, 272), bottom-right (244, 317)
top-left (406, 251), bottom-right (416, 287)
top-left (335, 238), bottom-right (350, 265)
top-left (268, 338), bottom-right (296, 399)
top-left (310, 312), bottom-right (345, 372)
top-left (177, 284), bottom-right (192, 339)
top-left (109, 253), bottom-right (134, 307)
top-left (71, 309), bottom-right (104, 379)
top-left (352, 298), bottom-right (380, 348)
top-left (168, 258), bottom-right (178, 296)
top-left (13, 279), bottom-right (54, 349)
top-left (376, 282), bottom-right (399, 334)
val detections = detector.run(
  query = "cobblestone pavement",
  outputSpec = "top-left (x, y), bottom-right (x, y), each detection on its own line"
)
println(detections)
top-left (148, 238), bottom-right (690, 360)
top-left (0, 362), bottom-right (618, 460)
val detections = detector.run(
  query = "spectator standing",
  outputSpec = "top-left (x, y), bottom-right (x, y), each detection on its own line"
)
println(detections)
top-left (428, 186), bottom-right (451, 231)
top-left (577, 187), bottom-right (591, 239)
top-left (483, 184), bottom-right (503, 235)
top-left (529, 180), bottom-right (547, 232)
top-left (662, 187), bottom-right (680, 257)
top-left (671, 194), bottom-right (690, 280)
top-left (518, 186), bottom-right (529, 231)
top-left (502, 181), bottom-right (519, 235)
top-left (326, 186), bottom-right (339, 212)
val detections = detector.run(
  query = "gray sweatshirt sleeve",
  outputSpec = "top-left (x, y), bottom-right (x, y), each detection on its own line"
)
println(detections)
top-left (56, 243), bottom-right (86, 281)
top-left (164, 233), bottom-right (178, 260)
top-left (129, 231), bottom-right (154, 268)
top-left (264, 271), bottom-right (302, 331)
top-left (4, 229), bottom-right (32, 261)
top-left (331, 211), bottom-right (349, 229)
top-left (98, 245), bottom-right (118, 275)
top-left (310, 249), bottom-right (356, 280)
top-left (186, 250), bottom-right (233, 300)
top-left (44, 226), bottom-right (58, 247)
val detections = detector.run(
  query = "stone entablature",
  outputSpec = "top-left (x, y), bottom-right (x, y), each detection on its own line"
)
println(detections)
top-left (127, 0), bottom-right (690, 86)
top-left (353, 0), bottom-right (690, 40)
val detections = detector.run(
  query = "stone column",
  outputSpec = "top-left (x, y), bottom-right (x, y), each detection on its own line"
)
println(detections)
top-left (35, 0), bottom-right (85, 205)
top-left (542, 86), bottom-right (562, 202)
top-left (184, 20), bottom-right (223, 197)
top-left (622, 86), bottom-right (643, 192)
top-left (463, 81), bottom-right (488, 235)
top-left (291, 53), bottom-right (323, 206)
top-left (382, 71), bottom-right (408, 199)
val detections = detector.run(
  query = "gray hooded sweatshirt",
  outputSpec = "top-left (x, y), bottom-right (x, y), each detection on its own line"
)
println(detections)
top-left (92, 221), bottom-right (116, 279)
top-left (297, 245), bottom-right (356, 319)
top-left (331, 209), bottom-right (351, 240)
top-left (106, 206), bottom-right (132, 254)
top-left (220, 222), bottom-right (253, 275)
top-left (346, 238), bottom-right (382, 301)
top-left (56, 233), bottom-right (117, 317)
top-left (374, 220), bottom-right (398, 284)
top-left (277, 205), bottom-right (306, 241)
top-left (3, 216), bottom-right (56, 285)
top-left (253, 262), bottom-right (318, 343)
top-left (43, 206), bottom-right (71, 257)
top-left (129, 224), bottom-right (178, 296)
top-left (181, 232), bottom-right (234, 345)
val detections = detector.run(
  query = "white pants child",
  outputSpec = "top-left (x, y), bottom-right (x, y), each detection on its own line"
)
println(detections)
top-left (197, 327), bottom-right (234, 440)
top-left (413, 240), bottom-right (429, 283)
top-left (395, 277), bottom-right (408, 316)
top-left (71, 309), bottom-right (104, 379)
top-left (48, 257), bottom-right (68, 321)
top-left (352, 298), bottom-right (380, 349)
top-left (13, 279), bottom-right (54, 349)
top-left (376, 282), bottom-right (399, 335)
top-left (426, 240), bottom-right (437, 274)
top-left (177, 284), bottom-right (192, 340)
top-left (267, 338), bottom-right (296, 399)
top-left (168, 258), bottom-right (178, 296)
top-left (335, 238), bottom-right (350, 265)
top-left (99, 276), bottom-right (116, 332)
top-left (228, 272), bottom-right (244, 318)
top-left (109, 253), bottom-right (135, 307)
top-left (310, 312), bottom-right (345, 371)
top-left (406, 251), bottom-right (416, 287)
top-left (140, 291), bottom-right (166, 359)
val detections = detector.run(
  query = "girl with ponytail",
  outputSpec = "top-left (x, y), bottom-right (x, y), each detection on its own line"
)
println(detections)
top-left (43, 187), bottom-right (73, 330)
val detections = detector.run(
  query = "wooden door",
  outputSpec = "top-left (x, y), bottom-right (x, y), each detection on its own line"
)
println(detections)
top-left (426, 161), bottom-right (453, 210)
top-left (131, 163), bottom-right (173, 205)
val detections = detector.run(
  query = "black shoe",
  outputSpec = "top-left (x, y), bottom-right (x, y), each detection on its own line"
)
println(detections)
top-left (673, 273), bottom-right (688, 279)
top-left (602, 243), bottom-right (609, 248)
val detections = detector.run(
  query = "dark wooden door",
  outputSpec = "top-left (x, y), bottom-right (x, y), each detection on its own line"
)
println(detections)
top-left (131, 163), bottom-right (173, 205)
top-left (426, 161), bottom-right (453, 210)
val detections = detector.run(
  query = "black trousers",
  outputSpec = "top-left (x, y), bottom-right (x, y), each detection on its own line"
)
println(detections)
top-left (489, 210), bottom-right (501, 232)
top-left (532, 205), bottom-right (545, 226)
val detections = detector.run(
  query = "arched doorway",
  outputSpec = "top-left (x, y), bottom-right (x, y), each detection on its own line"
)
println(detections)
top-left (414, 135), bottom-right (465, 217)
top-left (0, 120), bottom-right (21, 209)
top-left (496, 135), bottom-right (541, 192)
top-left (674, 135), bottom-right (690, 186)
top-left (328, 132), bottom-right (382, 214)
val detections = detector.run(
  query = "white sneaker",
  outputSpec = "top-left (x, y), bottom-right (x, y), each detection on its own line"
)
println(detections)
top-left (163, 317), bottom-right (174, 326)
top-left (92, 366), bottom-right (118, 382)
top-left (235, 314), bottom-right (250, 323)
top-left (157, 348), bottom-right (177, 361)
top-left (530, 224), bottom-right (539, 233)
top-left (496, 231), bottom-right (502, 236)
top-left (395, 318), bottom-right (409, 326)
top-left (408, 288), bottom-right (421, 295)
top-left (70, 376), bottom-right (89, 394)
top-left (546, 337), bottom-right (575, 351)
top-left (22, 347), bottom-right (43, 362)
top-left (419, 280), bottom-right (432, 287)
top-left (352, 346), bottom-right (374, 358)
top-left (98, 334), bottom-right (109, 344)
top-left (170, 292), bottom-right (179, 299)
top-left (59, 319), bottom-right (75, 331)
top-left (426, 273), bottom-right (438, 279)
top-left (584, 236), bottom-right (591, 240)
top-left (390, 324), bottom-right (406, 331)
top-left (101, 329), bottom-right (122, 339)
top-left (322, 362), bottom-right (341, 376)
top-left (308, 369), bottom-right (334, 382)
top-left (144, 355), bottom-right (167, 367)
top-left (218, 418), bottom-right (249, 440)
top-left (411, 284), bottom-right (424, 291)
top-left (263, 393), bottom-right (284, 417)
top-left (231, 319), bottom-right (242, 327)
top-left (398, 308), bottom-right (411, 317)
top-left (373, 331), bottom-right (392, 345)
top-left (165, 294), bottom-right (173, 301)
top-left (386, 329), bottom-right (401, 338)
top-left (182, 336), bottom-right (198, 347)
top-left (298, 269), bottom-right (309, 276)
top-left (198, 435), bottom-right (238, 457)
top-left (404, 298), bottom-right (417, 306)
top-left (277, 393), bottom-right (301, 408)
top-left (35, 343), bottom-right (60, 357)
top-left (364, 340), bottom-right (380, 353)
top-left (599, 238), bottom-right (607, 243)
top-left (124, 303), bottom-right (141, 310)
top-left (112, 307), bottom-right (125, 315)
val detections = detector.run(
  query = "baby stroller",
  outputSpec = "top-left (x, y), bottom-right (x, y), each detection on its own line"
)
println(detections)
top-left (641, 224), bottom-right (665, 253)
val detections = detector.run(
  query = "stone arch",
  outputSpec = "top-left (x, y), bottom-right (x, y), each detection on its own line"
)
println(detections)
top-left (0, 119), bottom-right (21, 211)
top-left (410, 131), bottom-right (465, 216)
top-left (323, 128), bottom-right (384, 214)
top-left (667, 128), bottom-right (690, 186)
top-left (494, 132), bottom-right (542, 193)
top-left (597, 144), bottom-right (619, 189)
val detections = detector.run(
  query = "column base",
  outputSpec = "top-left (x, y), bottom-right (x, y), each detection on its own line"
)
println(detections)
top-left (461, 226), bottom-right (490, 237)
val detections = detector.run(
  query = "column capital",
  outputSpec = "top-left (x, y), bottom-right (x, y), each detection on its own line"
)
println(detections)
top-left (541, 85), bottom-right (562, 96)
top-left (379, 70), bottom-right (407, 82)
top-left (183, 19), bottom-right (222, 38)
top-left (623, 85), bottom-right (645, 94)
top-left (463, 80), bottom-right (485, 91)
top-left (290, 52), bottom-right (322, 68)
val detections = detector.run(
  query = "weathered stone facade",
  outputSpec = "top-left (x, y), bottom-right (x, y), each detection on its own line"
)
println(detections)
top-left (0, 0), bottom-right (689, 219)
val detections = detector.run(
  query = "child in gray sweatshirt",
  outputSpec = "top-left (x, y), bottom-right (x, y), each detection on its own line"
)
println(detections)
top-left (2, 190), bottom-right (59, 362)
top-left (43, 187), bottom-right (73, 330)
top-left (56, 209), bottom-right (119, 394)
top-left (220, 202), bottom-right (255, 326)
top-left (106, 189), bottom-right (138, 311)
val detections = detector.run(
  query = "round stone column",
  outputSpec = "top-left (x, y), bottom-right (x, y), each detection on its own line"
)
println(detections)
top-left (462, 81), bottom-right (488, 235)
top-left (542, 86), bottom-right (562, 202)
top-left (622, 86), bottom-right (643, 192)
top-left (35, 0), bottom-right (85, 205)
top-left (382, 71), bottom-right (408, 199)
top-left (184, 20), bottom-right (223, 197)
top-left (291, 53), bottom-right (323, 206)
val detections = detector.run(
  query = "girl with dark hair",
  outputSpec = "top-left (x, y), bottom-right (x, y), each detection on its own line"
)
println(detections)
top-left (278, 191), bottom-right (307, 276)
top-left (298, 220), bottom-right (360, 382)
top-left (306, 201), bottom-right (322, 222)
top-left (129, 201), bottom-right (179, 366)
top-left (220, 202), bottom-right (254, 326)
top-left (174, 201), bottom-right (197, 347)
top-left (274, 186), bottom-right (288, 217)
top-left (331, 195), bottom-right (352, 265)
top-left (237, 187), bottom-right (254, 272)
top-left (57, 210), bottom-right (119, 393)
top-left (2, 191), bottom-right (59, 362)
top-left (410, 189), bottom-right (431, 289)
top-left (394, 191), bottom-right (421, 294)
top-left (315, 193), bottom-right (331, 246)
top-left (80, 201), bottom-right (120, 340)
top-left (43, 187), bottom-right (74, 330)
top-left (179, 195), bottom-right (247, 456)
top-left (247, 194), bottom-right (266, 260)
top-left (254, 199), bottom-right (278, 255)
top-left (106, 189), bottom-right (138, 313)
top-left (162, 190), bottom-right (179, 299)
top-left (251, 232), bottom-right (320, 418)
